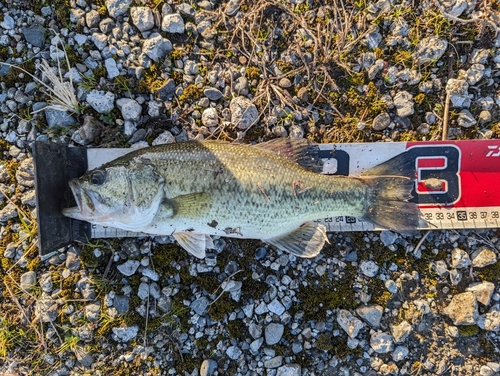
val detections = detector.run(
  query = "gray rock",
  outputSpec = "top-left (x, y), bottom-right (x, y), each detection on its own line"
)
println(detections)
top-left (450, 268), bottom-right (462, 285)
top-left (393, 91), bottom-right (414, 117)
top-left (20, 271), bottom-right (36, 291)
top-left (390, 320), bottom-right (412, 343)
top-left (457, 109), bottom-right (476, 128)
top-left (21, 24), bottom-right (46, 47)
top-left (356, 304), bottom-right (383, 327)
top-left (86, 90), bottom-right (115, 114)
top-left (230, 96), bottom-right (259, 130)
top-left (86, 10), bottom-right (100, 28)
top-left (337, 309), bottom-right (364, 338)
top-left (1, 15), bottom-right (15, 30)
top-left (35, 298), bottom-right (58, 322)
top-left (226, 345), bottom-right (242, 360)
top-left (451, 248), bottom-right (471, 268)
top-left (434, 260), bottom-right (449, 277)
top-left (479, 110), bottom-right (492, 125)
top-left (116, 98), bottom-right (142, 121)
top-left (112, 325), bottom-right (139, 342)
top-left (268, 299), bottom-right (286, 316)
top-left (72, 116), bottom-right (103, 145)
top-left (113, 295), bottom-right (130, 314)
top-left (100, 18), bottom-right (115, 34)
top-left (366, 30), bottom-right (382, 49)
top-left (370, 332), bottom-right (394, 353)
top-left (264, 356), bottom-right (283, 368)
top-left (202, 107), bottom-right (219, 127)
top-left (443, 292), bottom-right (479, 325)
top-left (77, 276), bottom-right (96, 300)
top-left (66, 246), bottom-right (81, 271)
top-left (16, 158), bottom-right (35, 187)
top-left (84, 303), bottom-right (100, 322)
top-left (233, 76), bottom-right (249, 96)
top-left (480, 365), bottom-right (496, 376)
top-left (372, 112), bottom-right (391, 131)
top-left (0, 204), bottom-right (16, 222)
top-left (478, 305), bottom-right (500, 331)
top-left (143, 33), bottom-right (172, 62)
top-left (40, 272), bottom-right (53, 293)
top-left (152, 130), bottom-right (175, 145)
top-left (44, 108), bottom-right (76, 127)
top-left (161, 14), bottom-right (185, 34)
top-left (158, 79), bottom-right (176, 101)
top-left (413, 36), bottom-right (448, 65)
top-left (91, 33), bottom-right (108, 50)
top-left (265, 323), bottom-right (284, 345)
top-left (191, 297), bottom-right (209, 315)
top-left (105, 0), bottom-right (133, 18)
top-left (392, 345), bottom-right (409, 362)
top-left (138, 282), bottom-right (149, 299)
top-left (200, 359), bottom-right (217, 376)
top-left (249, 323), bottom-right (262, 339)
top-left (131, 7), bottom-right (155, 32)
top-left (105, 58), bottom-right (120, 79)
top-left (0, 162), bottom-right (9, 184)
top-left (471, 247), bottom-right (497, 268)
top-left (467, 281), bottom-right (495, 306)
top-left (74, 346), bottom-right (93, 368)
top-left (360, 260), bottom-right (379, 277)
top-left (380, 230), bottom-right (398, 246)
top-left (250, 337), bottom-right (264, 352)
top-left (466, 64), bottom-right (485, 85)
top-left (204, 87), bottom-right (223, 101)
top-left (446, 79), bottom-right (470, 108)
top-left (142, 268), bottom-right (159, 281)
top-left (277, 364), bottom-right (301, 376)
top-left (222, 280), bottom-right (242, 292)
top-left (117, 260), bottom-right (140, 276)
top-left (385, 279), bottom-right (398, 294)
top-left (177, 3), bottom-right (195, 16)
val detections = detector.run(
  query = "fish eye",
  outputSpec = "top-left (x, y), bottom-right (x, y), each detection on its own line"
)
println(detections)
top-left (90, 170), bottom-right (106, 185)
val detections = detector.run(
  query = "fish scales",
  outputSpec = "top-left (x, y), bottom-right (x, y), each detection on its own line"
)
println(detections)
top-left (135, 141), bottom-right (370, 238)
top-left (63, 139), bottom-right (419, 258)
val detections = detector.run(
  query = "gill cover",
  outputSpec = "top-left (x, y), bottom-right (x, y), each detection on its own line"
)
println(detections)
top-left (64, 159), bottom-right (165, 232)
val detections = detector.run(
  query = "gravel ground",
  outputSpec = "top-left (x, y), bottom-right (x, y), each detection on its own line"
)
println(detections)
top-left (1, 0), bottom-right (500, 375)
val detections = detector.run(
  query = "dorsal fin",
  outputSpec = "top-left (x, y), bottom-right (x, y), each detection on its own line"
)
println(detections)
top-left (255, 138), bottom-right (324, 173)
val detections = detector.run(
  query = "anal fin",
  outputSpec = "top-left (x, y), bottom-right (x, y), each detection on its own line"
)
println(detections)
top-left (173, 232), bottom-right (210, 259)
top-left (265, 223), bottom-right (328, 258)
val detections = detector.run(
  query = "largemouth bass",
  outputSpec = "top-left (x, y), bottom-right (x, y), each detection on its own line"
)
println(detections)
top-left (63, 139), bottom-right (418, 258)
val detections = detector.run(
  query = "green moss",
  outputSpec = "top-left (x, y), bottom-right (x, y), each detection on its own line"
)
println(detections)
top-left (79, 246), bottom-right (99, 268)
top-left (246, 66), bottom-right (261, 80)
top-left (178, 84), bottom-right (203, 105)
top-left (315, 333), bottom-right (334, 351)
top-left (227, 319), bottom-right (245, 338)
top-left (208, 294), bottom-right (238, 322)
top-left (0, 60), bottom-right (36, 87)
top-left (458, 325), bottom-right (479, 337)
top-left (478, 261), bottom-right (500, 282)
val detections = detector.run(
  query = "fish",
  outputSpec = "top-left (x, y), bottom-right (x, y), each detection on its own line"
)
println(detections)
top-left (63, 138), bottom-right (419, 259)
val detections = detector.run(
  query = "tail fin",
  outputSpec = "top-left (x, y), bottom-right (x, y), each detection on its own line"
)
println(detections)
top-left (359, 153), bottom-right (419, 235)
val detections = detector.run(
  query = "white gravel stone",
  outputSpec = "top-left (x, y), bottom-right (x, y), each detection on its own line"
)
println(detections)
top-left (392, 345), bottom-right (409, 361)
top-left (393, 91), bottom-right (414, 117)
top-left (226, 345), bottom-right (242, 360)
top-left (443, 292), bottom-right (479, 325)
top-left (130, 7), bottom-right (155, 32)
top-left (268, 299), bottom-right (286, 316)
top-left (116, 98), bottom-right (142, 121)
top-left (276, 364), bottom-right (301, 376)
top-left (370, 332), bottom-right (394, 353)
top-left (446, 78), bottom-right (470, 108)
top-left (86, 90), bottom-right (115, 114)
top-left (202, 107), bottom-right (219, 127)
top-left (478, 305), bottom-right (500, 331)
top-left (112, 325), bottom-right (138, 342)
top-left (390, 320), bottom-right (412, 343)
top-left (413, 36), bottom-right (448, 65)
top-left (337, 309), bottom-right (365, 338)
top-left (230, 96), bottom-right (259, 130)
top-left (451, 248), bottom-right (471, 268)
top-left (161, 14), bottom-right (185, 33)
top-left (356, 304), bottom-right (383, 327)
top-left (265, 323), bottom-right (284, 345)
top-left (467, 281), bottom-right (495, 306)
top-left (142, 33), bottom-right (172, 62)
top-left (471, 247), bottom-right (497, 268)
top-left (360, 260), bottom-right (379, 277)
top-left (105, 0), bottom-right (133, 18)
top-left (457, 109), bottom-right (477, 128)
top-left (117, 260), bottom-right (140, 276)
top-left (152, 130), bottom-right (175, 145)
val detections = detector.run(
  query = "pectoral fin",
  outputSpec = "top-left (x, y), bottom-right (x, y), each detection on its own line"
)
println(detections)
top-left (171, 192), bottom-right (212, 218)
top-left (173, 232), bottom-right (211, 259)
top-left (265, 223), bottom-right (328, 258)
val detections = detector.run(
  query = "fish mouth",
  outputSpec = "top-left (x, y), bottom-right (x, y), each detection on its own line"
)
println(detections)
top-left (63, 180), bottom-right (96, 220)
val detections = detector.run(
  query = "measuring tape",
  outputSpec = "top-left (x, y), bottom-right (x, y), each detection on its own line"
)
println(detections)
top-left (33, 140), bottom-right (500, 254)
